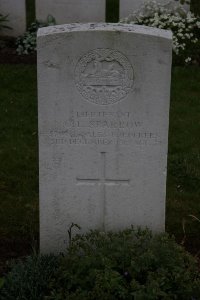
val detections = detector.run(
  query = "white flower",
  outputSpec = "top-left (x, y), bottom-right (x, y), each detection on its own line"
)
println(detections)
top-left (120, 0), bottom-right (199, 65)
top-left (185, 57), bottom-right (191, 63)
top-left (177, 32), bottom-right (183, 37)
top-left (192, 38), bottom-right (198, 44)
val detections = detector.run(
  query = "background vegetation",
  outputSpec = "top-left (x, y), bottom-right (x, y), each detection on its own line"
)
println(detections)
top-left (25, 0), bottom-right (200, 27)
top-left (0, 65), bottom-right (38, 239)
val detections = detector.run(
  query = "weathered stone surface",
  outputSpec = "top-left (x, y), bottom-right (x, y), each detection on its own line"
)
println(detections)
top-left (36, 0), bottom-right (106, 23)
top-left (120, 0), bottom-right (190, 19)
top-left (38, 23), bottom-right (172, 254)
top-left (0, 0), bottom-right (26, 37)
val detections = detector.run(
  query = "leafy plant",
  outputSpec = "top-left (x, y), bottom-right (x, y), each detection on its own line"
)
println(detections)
top-left (182, 214), bottom-right (200, 247)
top-left (0, 254), bottom-right (58, 300)
top-left (16, 15), bottom-right (56, 55)
top-left (1, 228), bottom-right (200, 299)
top-left (121, 0), bottom-right (200, 66)
top-left (0, 14), bottom-right (12, 31)
top-left (49, 228), bottom-right (200, 299)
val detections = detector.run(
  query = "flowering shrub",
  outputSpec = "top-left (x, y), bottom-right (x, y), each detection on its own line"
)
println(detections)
top-left (121, 0), bottom-right (200, 65)
top-left (16, 15), bottom-right (56, 55)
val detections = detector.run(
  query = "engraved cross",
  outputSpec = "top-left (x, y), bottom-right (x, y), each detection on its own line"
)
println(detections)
top-left (76, 152), bottom-right (130, 229)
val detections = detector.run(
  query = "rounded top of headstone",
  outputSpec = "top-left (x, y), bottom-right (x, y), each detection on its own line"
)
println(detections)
top-left (37, 23), bottom-right (172, 40)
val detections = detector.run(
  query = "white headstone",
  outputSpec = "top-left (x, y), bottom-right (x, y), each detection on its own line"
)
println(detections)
top-left (36, 0), bottom-right (106, 23)
top-left (0, 0), bottom-right (26, 37)
top-left (38, 23), bottom-right (172, 254)
top-left (120, 0), bottom-right (190, 19)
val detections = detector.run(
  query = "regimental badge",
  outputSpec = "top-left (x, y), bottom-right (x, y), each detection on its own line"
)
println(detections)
top-left (75, 48), bottom-right (134, 105)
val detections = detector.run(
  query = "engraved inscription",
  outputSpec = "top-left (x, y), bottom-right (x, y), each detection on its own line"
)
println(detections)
top-left (75, 49), bottom-right (134, 105)
top-left (40, 110), bottom-right (162, 147)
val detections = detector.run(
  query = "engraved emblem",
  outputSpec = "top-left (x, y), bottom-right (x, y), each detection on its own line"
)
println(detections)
top-left (75, 49), bottom-right (134, 105)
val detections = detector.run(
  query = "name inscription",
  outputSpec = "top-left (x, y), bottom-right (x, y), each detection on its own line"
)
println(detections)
top-left (41, 111), bottom-right (161, 147)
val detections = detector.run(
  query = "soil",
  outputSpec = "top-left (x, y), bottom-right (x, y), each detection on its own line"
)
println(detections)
top-left (0, 36), bottom-right (36, 64)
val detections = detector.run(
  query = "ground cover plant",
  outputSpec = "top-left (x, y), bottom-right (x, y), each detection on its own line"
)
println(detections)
top-left (1, 227), bottom-right (200, 299)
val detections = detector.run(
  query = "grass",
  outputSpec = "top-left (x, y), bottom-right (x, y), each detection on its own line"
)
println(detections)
top-left (166, 67), bottom-right (200, 249)
top-left (0, 65), bottom-right (200, 254)
top-left (0, 65), bottom-right (38, 240)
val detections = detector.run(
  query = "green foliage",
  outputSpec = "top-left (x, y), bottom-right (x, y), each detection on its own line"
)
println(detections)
top-left (0, 228), bottom-right (200, 299)
top-left (49, 228), bottom-right (200, 299)
top-left (0, 277), bottom-right (4, 289)
top-left (0, 14), bottom-right (12, 31)
top-left (16, 15), bottom-right (56, 55)
top-left (0, 255), bottom-right (58, 300)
